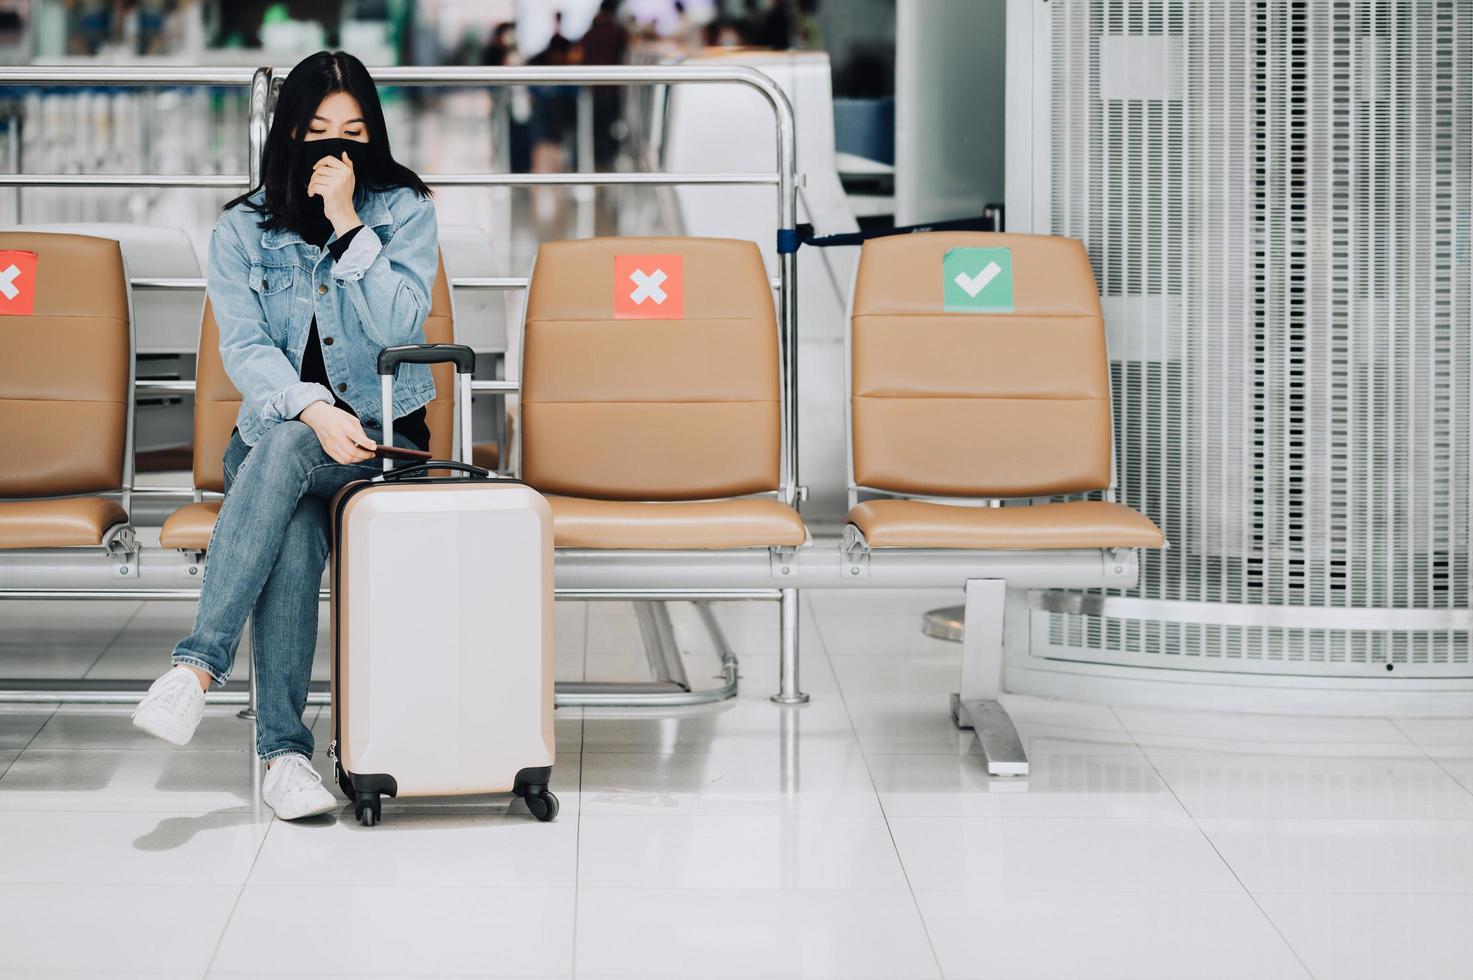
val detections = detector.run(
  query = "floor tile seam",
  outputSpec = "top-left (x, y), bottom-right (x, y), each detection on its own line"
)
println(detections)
top-left (899, 882), bottom-right (1384, 897)
top-left (227, 882), bottom-right (582, 892)
top-left (0, 703), bottom-right (58, 782)
top-left (826, 632), bottom-right (947, 980)
top-left (575, 812), bottom-right (944, 823)
top-left (572, 641), bottom-right (587, 980)
top-left (746, 589), bottom-right (841, 702)
top-left (206, 974), bottom-right (530, 980)
top-left (203, 797), bottom-right (281, 976)
top-left (1138, 812), bottom-right (1473, 824)
top-left (1247, 888), bottom-right (1473, 897)
top-left (1106, 704), bottom-right (1239, 844)
top-left (798, 589), bottom-right (858, 705)
top-left (883, 814), bottom-right (1206, 822)
top-left (1389, 716), bottom-right (1473, 803)
top-left (574, 885), bottom-right (920, 897)
top-left (1107, 704), bottom-right (1320, 980)
top-left (854, 884), bottom-right (1270, 895)
top-left (77, 599), bottom-right (150, 679)
top-left (205, 974), bottom-right (509, 980)
top-left (1385, 717), bottom-right (1432, 753)
top-left (1124, 746), bottom-right (1452, 763)
top-left (0, 805), bottom-right (267, 815)
top-left (1116, 711), bottom-right (1434, 755)
top-left (1126, 807), bottom-right (1473, 822)
top-left (0, 879), bottom-right (256, 889)
top-left (571, 807), bottom-right (883, 819)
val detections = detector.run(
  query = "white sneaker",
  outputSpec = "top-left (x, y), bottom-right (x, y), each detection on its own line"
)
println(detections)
top-left (131, 665), bottom-right (206, 746)
top-left (263, 754), bottom-right (337, 820)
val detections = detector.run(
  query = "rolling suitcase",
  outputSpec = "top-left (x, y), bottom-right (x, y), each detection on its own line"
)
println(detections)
top-left (328, 343), bottom-right (557, 827)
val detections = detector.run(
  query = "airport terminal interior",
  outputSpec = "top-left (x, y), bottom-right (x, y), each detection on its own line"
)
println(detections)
top-left (0, 0), bottom-right (1471, 978)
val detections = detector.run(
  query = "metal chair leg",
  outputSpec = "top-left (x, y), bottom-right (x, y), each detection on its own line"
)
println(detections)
top-left (771, 587), bottom-right (809, 704)
top-left (247, 640), bottom-right (263, 800)
top-left (950, 579), bottom-right (1029, 776)
top-left (236, 624), bottom-right (255, 720)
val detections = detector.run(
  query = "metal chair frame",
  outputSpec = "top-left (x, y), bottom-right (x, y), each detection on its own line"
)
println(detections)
top-left (0, 64), bottom-right (805, 709)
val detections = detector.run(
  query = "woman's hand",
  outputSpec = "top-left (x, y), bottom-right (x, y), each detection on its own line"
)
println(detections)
top-left (307, 151), bottom-right (359, 232)
top-left (299, 402), bottom-right (375, 464)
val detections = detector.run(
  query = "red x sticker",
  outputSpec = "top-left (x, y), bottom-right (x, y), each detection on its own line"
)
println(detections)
top-left (0, 250), bottom-right (37, 316)
top-left (614, 254), bottom-right (683, 319)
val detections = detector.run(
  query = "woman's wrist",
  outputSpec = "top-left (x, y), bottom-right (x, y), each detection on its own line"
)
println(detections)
top-left (297, 400), bottom-right (332, 426)
top-left (328, 209), bottom-right (361, 236)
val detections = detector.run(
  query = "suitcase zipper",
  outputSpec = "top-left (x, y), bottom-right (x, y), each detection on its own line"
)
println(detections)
top-left (328, 738), bottom-right (338, 763)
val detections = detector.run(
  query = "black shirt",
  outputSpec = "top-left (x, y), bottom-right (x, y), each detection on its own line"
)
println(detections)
top-left (298, 222), bottom-right (430, 450)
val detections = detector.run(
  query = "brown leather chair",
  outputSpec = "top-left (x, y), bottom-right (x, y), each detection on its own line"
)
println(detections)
top-left (0, 232), bottom-right (133, 551)
top-left (844, 231), bottom-right (1164, 777)
top-left (846, 231), bottom-right (1163, 550)
top-left (160, 254), bottom-right (459, 551)
top-left (519, 236), bottom-right (805, 549)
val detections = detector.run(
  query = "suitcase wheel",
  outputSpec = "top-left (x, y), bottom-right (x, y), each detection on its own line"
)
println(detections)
top-left (354, 792), bottom-right (382, 827)
top-left (523, 787), bottom-right (559, 823)
top-left (513, 767), bottom-right (558, 822)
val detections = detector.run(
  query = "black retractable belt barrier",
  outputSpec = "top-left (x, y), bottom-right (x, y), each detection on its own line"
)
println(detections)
top-left (777, 210), bottom-right (1005, 253)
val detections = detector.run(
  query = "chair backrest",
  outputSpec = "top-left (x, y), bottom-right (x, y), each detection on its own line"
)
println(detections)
top-left (0, 232), bottom-right (131, 498)
top-left (521, 236), bottom-right (781, 501)
top-left (193, 253), bottom-right (456, 492)
top-left (850, 231), bottom-right (1111, 498)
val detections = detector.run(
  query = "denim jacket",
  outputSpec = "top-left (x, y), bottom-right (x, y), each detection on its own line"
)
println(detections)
top-left (206, 182), bottom-right (439, 446)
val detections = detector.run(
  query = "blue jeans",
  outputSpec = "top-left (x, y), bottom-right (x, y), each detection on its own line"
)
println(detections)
top-left (170, 420), bottom-right (418, 761)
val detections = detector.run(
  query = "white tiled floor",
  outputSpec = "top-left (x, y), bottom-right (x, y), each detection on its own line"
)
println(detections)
top-left (1, 591), bottom-right (1471, 979)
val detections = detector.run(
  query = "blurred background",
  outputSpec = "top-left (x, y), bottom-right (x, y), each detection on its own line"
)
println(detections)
top-left (0, 0), bottom-right (1005, 531)
top-left (0, 0), bottom-right (1002, 243)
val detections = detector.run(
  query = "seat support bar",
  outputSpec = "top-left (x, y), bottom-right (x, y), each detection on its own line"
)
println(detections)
top-left (950, 580), bottom-right (1030, 777)
top-left (0, 545), bottom-right (1137, 593)
top-left (634, 601), bottom-right (691, 692)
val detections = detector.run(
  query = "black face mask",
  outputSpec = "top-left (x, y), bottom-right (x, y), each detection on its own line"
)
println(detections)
top-left (292, 136), bottom-right (373, 190)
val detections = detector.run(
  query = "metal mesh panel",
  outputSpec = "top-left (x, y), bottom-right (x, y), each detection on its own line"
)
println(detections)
top-left (1041, 0), bottom-right (1473, 672)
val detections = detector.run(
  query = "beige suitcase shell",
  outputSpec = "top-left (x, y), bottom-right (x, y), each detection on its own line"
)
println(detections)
top-left (329, 345), bottom-right (557, 826)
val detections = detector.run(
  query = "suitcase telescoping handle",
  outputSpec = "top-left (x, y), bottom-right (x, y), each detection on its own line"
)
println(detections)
top-left (379, 460), bottom-right (491, 482)
top-left (377, 343), bottom-right (477, 473)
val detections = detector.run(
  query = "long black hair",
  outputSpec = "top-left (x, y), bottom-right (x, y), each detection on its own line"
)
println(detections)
top-left (223, 50), bottom-right (432, 231)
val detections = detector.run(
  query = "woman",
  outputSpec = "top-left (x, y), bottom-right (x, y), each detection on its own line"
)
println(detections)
top-left (131, 51), bottom-right (440, 821)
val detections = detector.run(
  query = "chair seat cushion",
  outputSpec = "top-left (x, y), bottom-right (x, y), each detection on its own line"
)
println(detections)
top-left (549, 496), bottom-right (806, 550)
top-left (0, 497), bottom-right (129, 549)
top-left (159, 501), bottom-right (221, 551)
top-left (847, 498), bottom-right (1165, 550)
top-left (471, 441), bottom-right (500, 471)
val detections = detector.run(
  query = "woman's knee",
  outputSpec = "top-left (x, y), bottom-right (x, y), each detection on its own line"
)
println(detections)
top-left (248, 421), bottom-right (322, 474)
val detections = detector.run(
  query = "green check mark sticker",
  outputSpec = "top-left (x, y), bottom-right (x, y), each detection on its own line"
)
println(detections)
top-left (943, 246), bottom-right (1014, 313)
